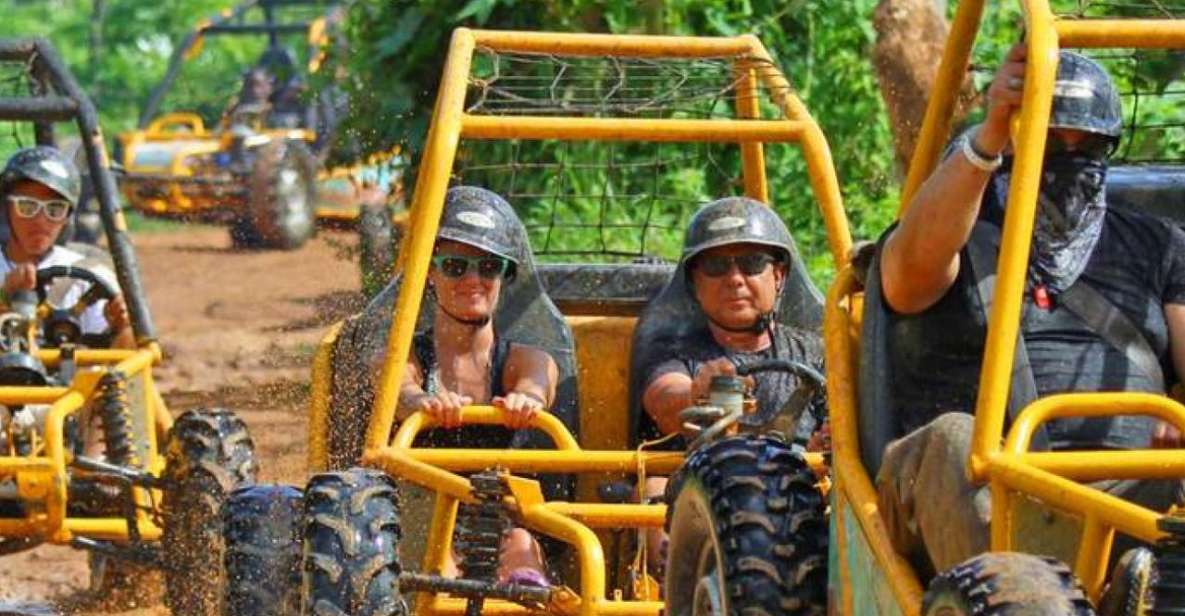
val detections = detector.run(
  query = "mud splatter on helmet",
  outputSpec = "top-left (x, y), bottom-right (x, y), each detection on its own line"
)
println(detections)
top-left (680, 196), bottom-right (793, 269)
top-left (437, 186), bottom-right (522, 281)
top-left (0, 146), bottom-right (81, 205)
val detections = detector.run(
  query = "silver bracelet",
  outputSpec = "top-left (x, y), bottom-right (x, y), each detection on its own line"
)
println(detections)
top-left (960, 134), bottom-right (1003, 172)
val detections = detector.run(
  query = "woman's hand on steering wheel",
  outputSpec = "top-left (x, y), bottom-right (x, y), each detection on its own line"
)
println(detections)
top-left (3, 264), bottom-right (36, 296)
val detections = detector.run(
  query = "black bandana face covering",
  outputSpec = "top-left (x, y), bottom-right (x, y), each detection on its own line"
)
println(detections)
top-left (1031, 152), bottom-right (1107, 293)
top-left (985, 152), bottom-right (1107, 295)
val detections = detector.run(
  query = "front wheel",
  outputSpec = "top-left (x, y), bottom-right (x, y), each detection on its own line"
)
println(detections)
top-left (922, 553), bottom-right (1095, 615)
top-left (301, 468), bottom-right (406, 616)
top-left (247, 141), bottom-right (318, 250)
top-left (665, 435), bottom-right (827, 616)
top-left (162, 408), bottom-right (257, 616)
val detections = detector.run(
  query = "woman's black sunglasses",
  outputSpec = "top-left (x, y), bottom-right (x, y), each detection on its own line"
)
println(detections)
top-left (431, 255), bottom-right (510, 279)
top-left (694, 253), bottom-right (776, 277)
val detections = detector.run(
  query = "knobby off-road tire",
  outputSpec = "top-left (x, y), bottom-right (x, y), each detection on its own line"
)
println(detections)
top-left (302, 468), bottom-right (406, 616)
top-left (223, 484), bottom-right (303, 616)
top-left (245, 141), bottom-right (318, 250)
top-left (162, 408), bottom-right (258, 616)
top-left (665, 435), bottom-right (828, 616)
top-left (923, 553), bottom-right (1095, 615)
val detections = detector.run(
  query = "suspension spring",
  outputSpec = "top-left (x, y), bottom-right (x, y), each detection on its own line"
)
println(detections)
top-left (455, 469), bottom-right (510, 616)
top-left (96, 371), bottom-right (138, 468)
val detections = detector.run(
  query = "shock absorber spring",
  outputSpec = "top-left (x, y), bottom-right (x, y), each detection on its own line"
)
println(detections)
top-left (456, 469), bottom-right (510, 616)
top-left (96, 370), bottom-right (138, 468)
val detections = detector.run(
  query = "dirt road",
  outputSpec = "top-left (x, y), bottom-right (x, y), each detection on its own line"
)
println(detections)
top-left (0, 225), bottom-right (365, 613)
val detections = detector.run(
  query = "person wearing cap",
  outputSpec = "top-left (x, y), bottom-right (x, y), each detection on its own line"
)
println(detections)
top-left (877, 45), bottom-right (1185, 574)
top-left (394, 186), bottom-right (557, 587)
top-left (0, 146), bottom-right (132, 348)
top-left (638, 196), bottom-right (827, 573)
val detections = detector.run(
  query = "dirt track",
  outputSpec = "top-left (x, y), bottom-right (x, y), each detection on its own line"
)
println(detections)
top-left (0, 225), bottom-right (365, 614)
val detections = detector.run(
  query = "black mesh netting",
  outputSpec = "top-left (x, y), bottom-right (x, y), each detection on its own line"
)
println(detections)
top-left (454, 49), bottom-right (800, 261)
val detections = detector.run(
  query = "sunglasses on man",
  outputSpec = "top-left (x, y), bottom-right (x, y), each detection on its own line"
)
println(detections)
top-left (431, 254), bottom-right (511, 280)
top-left (694, 252), bottom-right (777, 277)
top-left (6, 196), bottom-right (72, 222)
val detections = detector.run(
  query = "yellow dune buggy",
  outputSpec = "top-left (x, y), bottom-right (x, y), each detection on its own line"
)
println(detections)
top-left (0, 38), bottom-right (258, 615)
top-left (116, 0), bottom-right (405, 251)
top-left (826, 1), bottom-right (1185, 613)
top-left (291, 28), bottom-right (854, 616)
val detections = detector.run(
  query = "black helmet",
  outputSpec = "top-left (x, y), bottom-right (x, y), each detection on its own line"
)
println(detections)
top-left (0, 146), bottom-right (81, 205)
top-left (680, 197), bottom-right (793, 269)
top-left (1050, 51), bottom-right (1122, 140)
top-left (437, 186), bottom-right (521, 280)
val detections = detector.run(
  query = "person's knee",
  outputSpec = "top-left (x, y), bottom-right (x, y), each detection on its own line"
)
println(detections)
top-left (502, 527), bottom-right (536, 553)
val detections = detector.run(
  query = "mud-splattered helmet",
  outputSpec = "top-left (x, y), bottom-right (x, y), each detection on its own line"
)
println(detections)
top-left (680, 196), bottom-right (793, 270)
top-left (0, 146), bottom-right (81, 206)
top-left (437, 186), bottom-right (521, 281)
top-left (1050, 51), bottom-right (1122, 142)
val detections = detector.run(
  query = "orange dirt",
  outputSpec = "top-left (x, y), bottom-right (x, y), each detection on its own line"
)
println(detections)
top-left (0, 226), bottom-right (365, 614)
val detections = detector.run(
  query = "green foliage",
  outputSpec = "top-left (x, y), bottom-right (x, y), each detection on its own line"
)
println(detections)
top-left (329, 0), bottom-right (899, 283)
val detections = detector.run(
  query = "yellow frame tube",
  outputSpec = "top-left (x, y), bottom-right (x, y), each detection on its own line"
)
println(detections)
top-left (988, 456), bottom-right (1162, 544)
top-left (1005, 393), bottom-right (1185, 454)
top-left (460, 115), bottom-right (809, 143)
top-left (307, 321), bottom-right (342, 472)
top-left (900, 0), bottom-right (986, 208)
top-left (540, 502), bottom-right (666, 528)
top-left (969, 4), bottom-right (1060, 479)
top-left (1057, 19), bottom-right (1185, 49)
top-left (518, 501), bottom-right (607, 616)
top-left (426, 600), bottom-right (662, 616)
top-left (735, 57), bottom-right (769, 202)
top-left (743, 36), bottom-right (853, 265)
top-left (471, 30), bottom-right (752, 58)
top-left (404, 449), bottom-right (685, 475)
top-left (392, 407), bottom-right (580, 450)
top-left (824, 269), bottom-right (924, 611)
top-left (367, 28), bottom-right (476, 450)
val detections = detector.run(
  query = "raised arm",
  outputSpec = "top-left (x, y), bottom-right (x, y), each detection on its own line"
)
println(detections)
top-left (882, 43), bottom-right (1026, 314)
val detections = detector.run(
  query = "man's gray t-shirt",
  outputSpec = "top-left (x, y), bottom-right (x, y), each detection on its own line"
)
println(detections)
top-left (640, 324), bottom-right (826, 449)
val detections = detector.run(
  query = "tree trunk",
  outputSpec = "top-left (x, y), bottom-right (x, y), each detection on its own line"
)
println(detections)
top-left (872, 0), bottom-right (977, 174)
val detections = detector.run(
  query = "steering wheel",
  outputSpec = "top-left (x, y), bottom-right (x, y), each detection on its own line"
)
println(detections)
top-left (734, 359), bottom-right (826, 431)
top-left (34, 265), bottom-right (119, 348)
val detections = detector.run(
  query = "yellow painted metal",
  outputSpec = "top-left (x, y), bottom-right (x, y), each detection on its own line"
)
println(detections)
top-left (0, 387), bottom-right (68, 404)
top-left (1016, 451), bottom-right (1185, 481)
top-left (968, 4), bottom-right (1060, 480)
top-left (364, 448), bottom-right (475, 504)
top-left (899, 0), bottom-right (986, 208)
top-left (541, 503), bottom-right (666, 528)
top-left (989, 456), bottom-right (1163, 544)
top-left (471, 30), bottom-right (752, 58)
top-left (404, 449), bottom-right (685, 475)
top-left (569, 316), bottom-right (635, 504)
top-left (145, 112), bottom-right (208, 136)
top-left (367, 27), bottom-right (476, 450)
top-left (415, 493), bottom-right (461, 615)
top-left (426, 599), bottom-right (662, 616)
top-left (1006, 393), bottom-right (1185, 455)
top-left (1075, 515), bottom-right (1114, 602)
top-left (735, 58), bottom-right (769, 202)
top-left (461, 115), bottom-right (810, 144)
top-left (392, 406), bottom-right (581, 450)
top-left (824, 268), bottom-right (925, 612)
top-left (1057, 19), bottom-right (1185, 48)
top-left (519, 498), bottom-right (608, 616)
top-left (64, 517), bottom-right (163, 541)
top-left (307, 321), bottom-right (341, 472)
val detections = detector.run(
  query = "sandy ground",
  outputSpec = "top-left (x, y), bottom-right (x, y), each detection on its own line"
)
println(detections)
top-left (0, 225), bottom-right (366, 614)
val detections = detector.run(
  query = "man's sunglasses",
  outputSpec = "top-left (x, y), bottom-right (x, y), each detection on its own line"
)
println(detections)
top-left (6, 196), bottom-right (72, 222)
top-left (694, 252), bottom-right (777, 277)
top-left (1045, 132), bottom-right (1116, 159)
top-left (431, 254), bottom-right (510, 279)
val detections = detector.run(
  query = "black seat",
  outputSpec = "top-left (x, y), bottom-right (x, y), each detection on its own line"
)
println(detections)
top-left (626, 232), bottom-right (824, 448)
top-left (1106, 164), bottom-right (1185, 229)
top-left (857, 252), bottom-right (899, 477)
top-left (327, 202), bottom-right (579, 500)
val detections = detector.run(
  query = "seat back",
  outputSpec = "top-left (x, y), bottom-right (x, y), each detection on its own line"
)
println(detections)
top-left (856, 253), bottom-right (899, 477)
